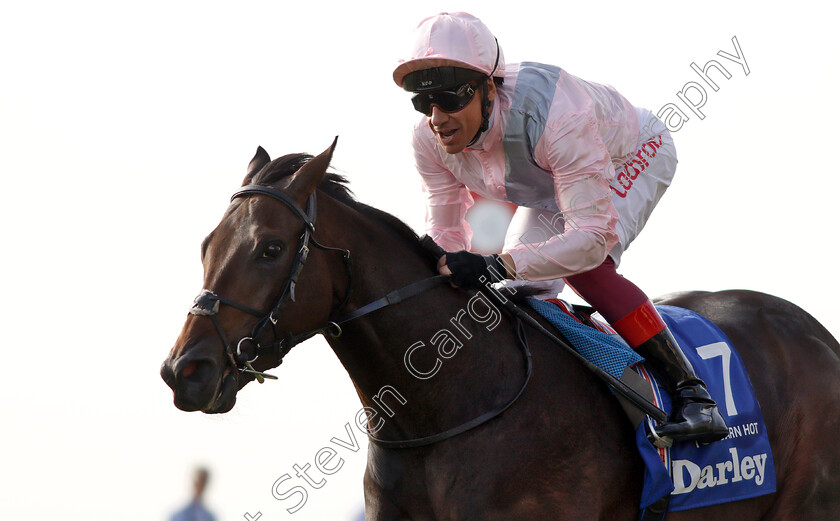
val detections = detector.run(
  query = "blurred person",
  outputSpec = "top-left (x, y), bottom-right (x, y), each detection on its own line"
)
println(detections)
top-left (169, 467), bottom-right (216, 521)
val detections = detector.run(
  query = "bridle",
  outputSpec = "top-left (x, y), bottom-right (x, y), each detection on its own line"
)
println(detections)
top-left (187, 185), bottom-right (458, 384)
top-left (189, 184), bottom-right (354, 383)
top-left (187, 182), bottom-right (533, 449)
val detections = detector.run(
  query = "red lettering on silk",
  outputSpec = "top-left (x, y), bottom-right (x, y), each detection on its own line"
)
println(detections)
top-left (610, 135), bottom-right (662, 198)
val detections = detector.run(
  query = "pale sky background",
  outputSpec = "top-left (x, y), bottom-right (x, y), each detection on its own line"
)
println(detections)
top-left (2, 1), bottom-right (838, 520)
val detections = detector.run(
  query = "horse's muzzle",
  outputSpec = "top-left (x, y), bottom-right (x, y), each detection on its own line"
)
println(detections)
top-left (161, 341), bottom-right (236, 413)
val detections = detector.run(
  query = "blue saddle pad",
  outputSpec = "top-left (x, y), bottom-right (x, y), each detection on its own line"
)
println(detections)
top-left (527, 299), bottom-right (776, 512)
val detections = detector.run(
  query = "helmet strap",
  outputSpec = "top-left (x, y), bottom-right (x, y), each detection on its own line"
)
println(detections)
top-left (467, 39), bottom-right (500, 148)
top-left (467, 80), bottom-right (492, 148)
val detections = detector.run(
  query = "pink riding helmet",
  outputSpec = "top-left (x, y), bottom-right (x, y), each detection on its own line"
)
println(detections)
top-left (392, 12), bottom-right (506, 88)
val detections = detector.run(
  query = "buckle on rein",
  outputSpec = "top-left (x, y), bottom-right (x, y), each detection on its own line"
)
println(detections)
top-left (235, 336), bottom-right (278, 384)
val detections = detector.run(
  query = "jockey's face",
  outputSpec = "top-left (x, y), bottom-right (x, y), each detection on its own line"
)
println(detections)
top-left (428, 79), bottom-right (496, 154)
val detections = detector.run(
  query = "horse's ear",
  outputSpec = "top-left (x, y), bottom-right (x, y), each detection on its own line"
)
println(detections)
top-left (287, 137), bottom-right (338, 203)
top-left (243, 146), bottom-right (271, 185)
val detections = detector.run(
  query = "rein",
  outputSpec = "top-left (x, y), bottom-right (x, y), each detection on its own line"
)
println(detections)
top-left (189, 181), bottom-right (666, 449)
top-left (370, 309), bottom-right (533, 449)
top-left (187, 183), bottom-right (535, 449)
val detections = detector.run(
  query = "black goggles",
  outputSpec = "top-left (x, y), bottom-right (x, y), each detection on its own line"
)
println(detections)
top-left (411, 83), bottom-right (477, 116)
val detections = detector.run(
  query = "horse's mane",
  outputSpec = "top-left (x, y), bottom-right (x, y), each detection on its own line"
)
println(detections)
top-left (250, 153), bottom-right (438, 265)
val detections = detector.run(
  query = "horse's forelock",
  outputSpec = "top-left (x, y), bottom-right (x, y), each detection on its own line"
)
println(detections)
top-left (247, 153), bottom-right (313, 186)
top-left (246, 153), bottom-right (352, 200)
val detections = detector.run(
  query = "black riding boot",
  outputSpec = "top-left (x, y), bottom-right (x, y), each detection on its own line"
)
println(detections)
top-left (637, 327), bottom-right (729, 443)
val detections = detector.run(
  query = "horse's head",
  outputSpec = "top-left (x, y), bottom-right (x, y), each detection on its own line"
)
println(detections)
top-left (161, 139), bottom-right (347, 413)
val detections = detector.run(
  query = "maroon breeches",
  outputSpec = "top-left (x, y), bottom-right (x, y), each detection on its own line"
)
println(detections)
top-left (564, 257), bottom-right (666, 347)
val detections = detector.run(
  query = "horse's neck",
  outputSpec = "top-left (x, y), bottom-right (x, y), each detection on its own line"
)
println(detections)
top-left (321, 198), bottom-right (525, 441)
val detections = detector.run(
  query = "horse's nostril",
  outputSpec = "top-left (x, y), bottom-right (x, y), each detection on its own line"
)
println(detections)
top-left (182, 361), bottom-right (198, 378)
top-left (178, 358), bottom-right (216, 386)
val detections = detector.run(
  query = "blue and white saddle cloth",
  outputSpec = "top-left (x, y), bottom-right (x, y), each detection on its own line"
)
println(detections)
top-left (527, 299), bottom-right (777, 512)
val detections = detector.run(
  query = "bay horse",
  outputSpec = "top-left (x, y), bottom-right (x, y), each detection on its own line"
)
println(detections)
top-left (161, 140), bottom-right (840, 520)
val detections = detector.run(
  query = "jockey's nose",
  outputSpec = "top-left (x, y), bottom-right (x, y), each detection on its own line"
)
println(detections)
top-left (429, 105), bottom-right (449, 126)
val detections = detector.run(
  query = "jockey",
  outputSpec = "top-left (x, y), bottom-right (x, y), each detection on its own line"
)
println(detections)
top-left (392, 12), bottom-right (728, 444)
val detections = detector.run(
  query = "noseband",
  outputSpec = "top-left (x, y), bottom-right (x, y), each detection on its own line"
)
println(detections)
top-left (188, 185), bottom-right (352, 383)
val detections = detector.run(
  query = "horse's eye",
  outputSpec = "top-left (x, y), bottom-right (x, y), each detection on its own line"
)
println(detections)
top-left (261, 243), bottom-right (283, 260)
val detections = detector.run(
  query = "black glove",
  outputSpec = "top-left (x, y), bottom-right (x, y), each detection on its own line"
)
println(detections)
top-left (445, 250), bottom-right (508, 289)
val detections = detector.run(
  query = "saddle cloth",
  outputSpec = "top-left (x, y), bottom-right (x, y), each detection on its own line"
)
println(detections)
top-left (527, 299), bottom-right (776, 512)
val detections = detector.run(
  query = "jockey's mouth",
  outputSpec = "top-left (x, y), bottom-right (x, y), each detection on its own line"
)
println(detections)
top-left (435, 127), bottom-right (459, 143)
